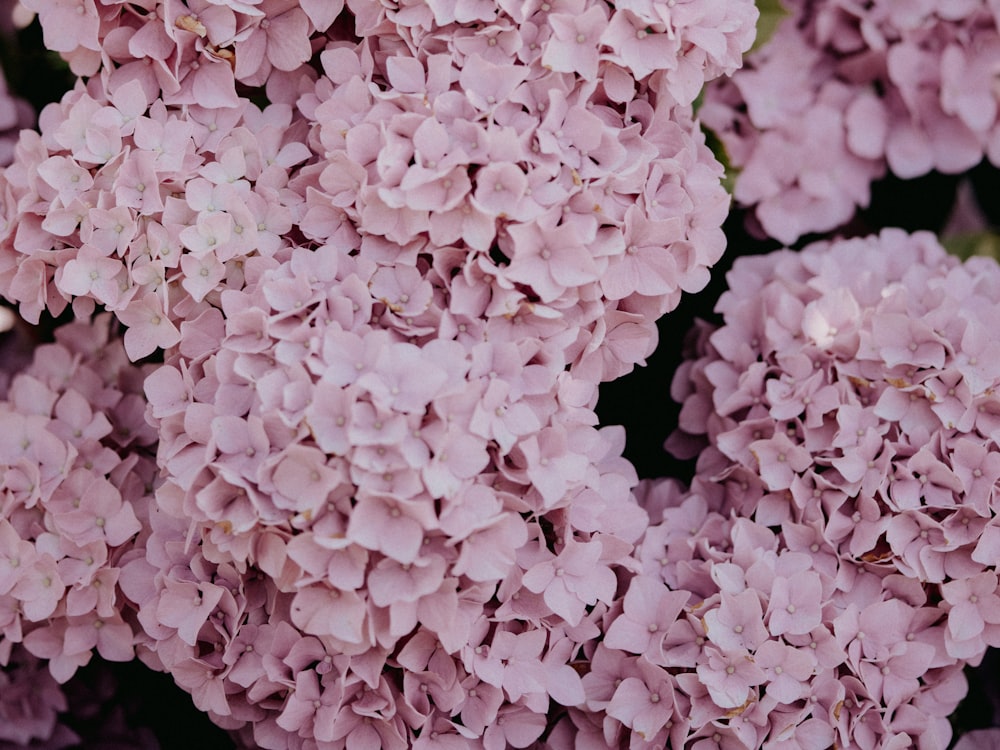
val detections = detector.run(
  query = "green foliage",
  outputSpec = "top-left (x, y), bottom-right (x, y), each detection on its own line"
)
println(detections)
top-left (701, 123), bottom-right (738, 195)
top-left (752, 0), bottom-right (790, 52)
top-left (943, 230), bottom-right (1000, 262)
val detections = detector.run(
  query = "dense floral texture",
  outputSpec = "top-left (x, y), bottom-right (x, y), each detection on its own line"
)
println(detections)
top-left (4, 0), bottom-right (1000, 746)
top-left (118, 244), bottom-right (651, 747)
top-left (0, 314), bottom-right (157, 687)
top-left (0, 0), bottom-right (759, 746)
top-left (592, 230), bottom-right (1000, 748)
top-left (0, 0), bottom-right (755, 385)
top-left (702, 0), bottom-right (1000, 244)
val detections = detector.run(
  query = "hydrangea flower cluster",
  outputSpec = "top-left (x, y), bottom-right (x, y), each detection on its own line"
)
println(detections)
top-left (120, 245), bottom-right (654, 747)
top-left (0, 313), bottom-right (157, 686)
top-left (0, 0), bottom-right (762, 746)
top-left (6, 0), bottom-right (1000, 746)
top-left (701, 0), bottom-right (1000, 244)
top-left (595, 229), bottom-right (1000, 748)
top-left (0, 0), bottom-right (755, 385)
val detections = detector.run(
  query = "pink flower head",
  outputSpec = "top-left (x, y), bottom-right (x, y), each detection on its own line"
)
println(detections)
top-left (0, 0), bottom-right (770, 745)
top-left (767, 571), bottom-right (824, 637)
top-left (542, 5), bottom-right (608, 80)
top-left (703, 588), bottom-right (769, 653)
top-left (651, 231), bottom-right (1000, 749)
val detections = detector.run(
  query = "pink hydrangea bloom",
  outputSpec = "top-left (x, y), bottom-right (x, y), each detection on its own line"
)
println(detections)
top-left (596, 230), bottom-right (1000, 749)
top-left (0, 0), bottom-right (762, 744)
top-left (1, 0), bottom-right (755, 386)
top-left (702, 0), bottom-right (1000, 244)
top-left (0, 314), bottom-right (156, 687)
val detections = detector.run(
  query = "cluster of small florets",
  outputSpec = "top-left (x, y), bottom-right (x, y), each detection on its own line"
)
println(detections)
top-left (4, 0), bottom-right (1000, 746)
top-left (702, 0), bottom-right (1000, 244)
top-left (20, 0), bottom-right (757, 107)
top-left (292, 40), bottom-right (730, 385)
top-left (588, 477), bottom-right (970, 748)
top-left (0, 0), bottom-right (760, 745)
top-left (118, 244), bottom-right (651, 747)
top-left (597, 230), bottom-right (1000, 748)
top-left (1, 0), bottom-right (755, 385)
top-left (0, 79), bottom-right (311, 356)
top-left (0, 314), bottom-right (157, 686)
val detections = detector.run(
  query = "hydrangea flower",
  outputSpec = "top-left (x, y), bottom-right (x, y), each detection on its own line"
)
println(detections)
top-left (0, 0), bottom-right (762, 745)
top-left (0, 0), bottom-right (799, 743)
top-left (117, 245), bottom-right (654, 745)
top-left (1, 0), bottom-right (755, 387)
top-left (0, 314), bottom-right (156, 688)
top-left (593, 230), bottom-right (1000, 749)
top-left (702, 0), bottom-right (1000, 244)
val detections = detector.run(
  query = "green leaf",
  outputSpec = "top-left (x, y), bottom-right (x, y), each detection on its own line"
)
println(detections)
top-left (701, 123), bottom-right (739, 195)
top-left (752, 0), bottom-right (790, 53)
top-left (942, 231), bottom-right (1000, 262)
